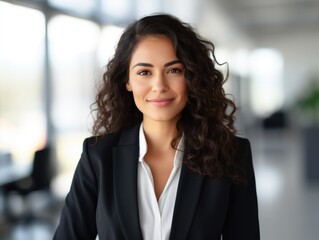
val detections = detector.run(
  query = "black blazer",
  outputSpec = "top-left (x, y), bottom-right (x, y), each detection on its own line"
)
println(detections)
top-left (53, 123), bottom-right (260, 240)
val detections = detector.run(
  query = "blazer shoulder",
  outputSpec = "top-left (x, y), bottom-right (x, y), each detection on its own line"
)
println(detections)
top-left (235, 135), bottom-right (251, 147)
top-left (233, 136), bottom-right (255, 181)
top-left (235, 136), bottom-right (252, 157)
top-left (84, 123), bottom-right (141, 153)
top-left (85, 131), bottom-right (122, 148)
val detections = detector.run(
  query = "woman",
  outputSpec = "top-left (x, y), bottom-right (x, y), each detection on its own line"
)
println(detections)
top-left (53, 14), bottom-right (260, 240)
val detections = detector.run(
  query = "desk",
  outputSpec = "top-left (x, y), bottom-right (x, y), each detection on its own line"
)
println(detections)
top-left (0, 164), bottom-right (32, 187)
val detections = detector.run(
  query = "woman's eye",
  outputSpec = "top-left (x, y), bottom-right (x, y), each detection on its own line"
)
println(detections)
top-left (168, 68), bottom-right (182, 74)
top-left (137, 70), bottom-right (150, 76)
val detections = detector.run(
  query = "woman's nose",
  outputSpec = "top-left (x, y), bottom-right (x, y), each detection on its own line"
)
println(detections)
top-left (152, 74), bottom-right (168, 92)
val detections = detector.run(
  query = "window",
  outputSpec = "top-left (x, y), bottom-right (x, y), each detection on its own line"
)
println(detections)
top-left (48, 15), bottom-right (100, 175)
top-left (0, 2), bottom-right (46, 164)
top-left (48, 0), bottom-right (96, 15)
top-left (249, 48), bottom-right (284, 117)
top-left (101, 0), bottom-right (133, 22)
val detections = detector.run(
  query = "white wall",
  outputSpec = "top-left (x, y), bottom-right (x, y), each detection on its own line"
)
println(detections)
top-left (254, 28), bottom-right (319, 108)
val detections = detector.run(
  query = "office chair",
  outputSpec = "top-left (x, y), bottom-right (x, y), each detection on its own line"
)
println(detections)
top-left (2, 147), bottom-right (57, 222)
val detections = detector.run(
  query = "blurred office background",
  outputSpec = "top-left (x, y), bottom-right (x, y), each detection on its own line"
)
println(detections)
top-left (0, 0), bottom-right (319, 239)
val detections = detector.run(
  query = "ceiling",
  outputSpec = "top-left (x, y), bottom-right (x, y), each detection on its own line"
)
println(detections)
top-left (3, 0), bottom-right (319, 41)
top-left (216, 0), bottom-right (319, 37)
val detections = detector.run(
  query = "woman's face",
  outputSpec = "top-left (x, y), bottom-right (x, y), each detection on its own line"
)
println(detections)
top-left (127, 35), bottom-right (188, 126)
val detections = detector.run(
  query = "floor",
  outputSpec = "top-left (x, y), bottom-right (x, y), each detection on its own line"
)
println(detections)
top-left (0, 190), bottom-right (62, 240)
top-left (247, 127), bottom-right (319, 240)
top-left (1, 127), bottom-right (318, 240)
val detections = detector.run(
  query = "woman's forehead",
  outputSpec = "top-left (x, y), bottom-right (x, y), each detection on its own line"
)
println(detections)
top-left (129, 36), bottom-right (178, 66)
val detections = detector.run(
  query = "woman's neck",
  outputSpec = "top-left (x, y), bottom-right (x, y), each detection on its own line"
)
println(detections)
top-left (142, 120), bottom-right (178, 152)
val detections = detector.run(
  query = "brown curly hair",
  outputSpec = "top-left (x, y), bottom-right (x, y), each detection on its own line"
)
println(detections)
top-left (92, 14), bottom-right (242, 181)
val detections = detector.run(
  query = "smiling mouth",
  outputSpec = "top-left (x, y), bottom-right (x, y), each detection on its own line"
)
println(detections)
top-left (147, 98), bottom-right (174, 107)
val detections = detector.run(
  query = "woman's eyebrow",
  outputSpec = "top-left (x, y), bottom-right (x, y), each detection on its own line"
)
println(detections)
top-left (132, 60), bottom-right (182, 69)
top-left (164, 60), bottom-right (182, 67)
top-left (132, 63), bottom-right (153, 68)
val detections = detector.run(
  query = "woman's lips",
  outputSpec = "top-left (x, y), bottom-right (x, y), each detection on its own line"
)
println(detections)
top-left (147, 98), bottom-right (174, 107)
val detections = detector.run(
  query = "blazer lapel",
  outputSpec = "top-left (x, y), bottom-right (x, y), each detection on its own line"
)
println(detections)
top-left (169, 164), bottom-right (204, 240)
top-left (113, 124), bottom-right (143, 240)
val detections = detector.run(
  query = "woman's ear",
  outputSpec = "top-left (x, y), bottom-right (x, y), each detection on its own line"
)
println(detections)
top-left (126, 81), bottom-right (132, 92)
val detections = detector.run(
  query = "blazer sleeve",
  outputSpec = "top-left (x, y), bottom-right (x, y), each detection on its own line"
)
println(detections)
top-left (53, 138), bottom-right (98, 240)
top-left (222, 138), bottom-right (260, 240)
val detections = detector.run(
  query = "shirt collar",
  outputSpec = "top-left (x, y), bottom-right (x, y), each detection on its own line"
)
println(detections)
top-left (138, 124), bottom-right (184, 167)
top-left (139, 124), bottom-right (147, 163)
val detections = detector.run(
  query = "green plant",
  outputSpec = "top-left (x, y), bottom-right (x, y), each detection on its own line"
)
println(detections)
top-left (297, 78), bottom-right (319, 126)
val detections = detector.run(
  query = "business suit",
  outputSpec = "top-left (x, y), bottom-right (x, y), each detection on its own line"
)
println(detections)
top-left (53, 123), bottom-right (260, 240)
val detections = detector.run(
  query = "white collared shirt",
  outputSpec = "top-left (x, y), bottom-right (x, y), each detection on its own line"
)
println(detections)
top-left (137, 124), bottom-right (184, 240)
